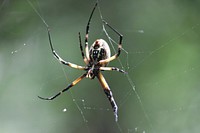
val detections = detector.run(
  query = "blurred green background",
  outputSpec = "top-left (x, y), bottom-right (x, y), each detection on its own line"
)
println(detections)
top-left (1, 0), bottom-right (200, 133)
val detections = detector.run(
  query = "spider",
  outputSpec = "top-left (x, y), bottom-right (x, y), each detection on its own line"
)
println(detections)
top-left (38, 2), bottom-right (126, 121)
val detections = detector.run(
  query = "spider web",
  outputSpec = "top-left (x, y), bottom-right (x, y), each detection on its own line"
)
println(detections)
top-left (24, 0), bottom-right (151, 132)
top-left (1, 0), bottom-right (200, 133)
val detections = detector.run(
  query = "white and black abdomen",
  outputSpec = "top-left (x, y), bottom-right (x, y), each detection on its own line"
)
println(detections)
top-left (89, 39), bottom-right (110, 66)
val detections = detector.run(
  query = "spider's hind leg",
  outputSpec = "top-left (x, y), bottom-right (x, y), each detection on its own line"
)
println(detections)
top-left (97, 72), bottom-right (118, 121)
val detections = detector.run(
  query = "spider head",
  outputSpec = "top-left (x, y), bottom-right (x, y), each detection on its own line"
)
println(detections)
top-left (89, 39), bottom-right (111, 65)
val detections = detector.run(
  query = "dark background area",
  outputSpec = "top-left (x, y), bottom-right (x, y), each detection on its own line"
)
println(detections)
top-left (0, 0), bottom-right (200, 133)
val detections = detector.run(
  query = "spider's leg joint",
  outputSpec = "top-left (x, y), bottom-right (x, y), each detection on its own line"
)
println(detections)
top-left (47, 26), bottom-right (50, 31)
top-left (102, 19), bottom-right (107, 25)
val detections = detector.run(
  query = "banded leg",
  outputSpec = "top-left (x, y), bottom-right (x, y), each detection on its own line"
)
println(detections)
top-left (47, 28), bottom-right (86, 70)
top-left (38, 73), bottom-right (87, 100)
top-left (79, 32), bottom-right (88, 64)
top-left (100, 67), bottom-right (127, 74)
top-left (99, 20), bottom-right (123, 65)
top-left (97, 72), bottom-right (118, 121)
top-left (85, 2), bottom-right (98, 61)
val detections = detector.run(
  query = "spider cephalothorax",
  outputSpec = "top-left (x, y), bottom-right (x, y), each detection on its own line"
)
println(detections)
top-left (38, 1), bottom-right (126, 121)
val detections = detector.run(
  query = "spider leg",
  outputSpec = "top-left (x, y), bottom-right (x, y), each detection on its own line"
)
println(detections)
top-left (38, 73), bottom-right (87, 100)
top-left (99, 20), bottom-right (123, 65)
top-left (47, 28), bottom-right (87, 70)
top-left (100, 67), bottom-right (127, 74)
top-left (97, 72), bottom-right (118, 121)
top-left (85, 2), bottom-right (98, 61)
top-left (79, 32), bottom-right (88, 64)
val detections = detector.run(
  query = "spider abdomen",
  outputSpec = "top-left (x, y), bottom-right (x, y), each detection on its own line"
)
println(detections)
top-left (89, 39), bottom-right (110, 66)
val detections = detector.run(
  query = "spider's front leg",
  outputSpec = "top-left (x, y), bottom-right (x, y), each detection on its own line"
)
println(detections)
top-left (99, 20), bottom-right (123, 65)
top-left (84, 2), bottom-right (98, 63)
top-left (46, 28), bottom-right (87, 70)
top-left (97, 72), bottom-right (118, 121)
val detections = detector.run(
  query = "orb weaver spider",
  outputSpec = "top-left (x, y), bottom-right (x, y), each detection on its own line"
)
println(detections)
top-left (38, 1), bottom-right (126, 121)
